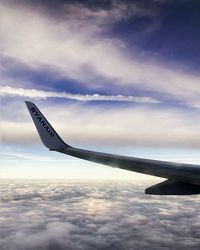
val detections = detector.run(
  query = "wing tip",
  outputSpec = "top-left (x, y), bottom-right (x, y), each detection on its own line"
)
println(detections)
top-left (25, 101), bottom-right (70, 150)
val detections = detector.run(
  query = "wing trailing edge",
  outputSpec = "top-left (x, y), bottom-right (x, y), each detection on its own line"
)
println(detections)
top-left (25, 102), bottom-right (200, 195)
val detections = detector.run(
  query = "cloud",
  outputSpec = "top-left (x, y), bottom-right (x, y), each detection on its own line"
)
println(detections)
top-left (0, 86), bottom-right (160, 103)
top-left (1, 0), bottom-right (200, 150)
top-left (1, 0), bottom-right (200, 108)
top-left (0, 180), bottom-right (200, 250)
top-left (1, 98), bottom-right (200, 148)
top-left (2, 152), bottom-right (53, 161)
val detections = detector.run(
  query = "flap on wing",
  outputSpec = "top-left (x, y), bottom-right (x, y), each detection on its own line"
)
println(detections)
top-left (145, 179), bottom-right (200, 195)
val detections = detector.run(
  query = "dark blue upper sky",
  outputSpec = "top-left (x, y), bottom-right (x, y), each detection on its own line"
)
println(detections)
top-left (107, 1), bottom-right (200, 69)
top-left (3, 0), bottom-right (200, 95)
top-left (25, 0), bottom-right (200, 68)
top-left (18, 0), bottom-right (200, 56)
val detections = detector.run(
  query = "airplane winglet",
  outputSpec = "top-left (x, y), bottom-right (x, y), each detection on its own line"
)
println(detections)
top-left (25, 101), bottom-right (69, 150)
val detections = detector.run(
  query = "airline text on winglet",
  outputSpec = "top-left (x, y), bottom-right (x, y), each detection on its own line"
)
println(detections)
top-left (30, 107), bottom-right (54, 138)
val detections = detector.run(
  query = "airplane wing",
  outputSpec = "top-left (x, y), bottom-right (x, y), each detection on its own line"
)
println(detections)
top-left (25, 101), bottom-right (200, 195)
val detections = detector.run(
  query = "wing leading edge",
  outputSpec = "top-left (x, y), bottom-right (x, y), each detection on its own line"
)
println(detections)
top-left (25, 101), bottom-right (200, 195)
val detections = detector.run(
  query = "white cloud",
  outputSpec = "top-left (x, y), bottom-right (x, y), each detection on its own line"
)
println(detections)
top-left (0, 181), bottom-right (200, 250)
top-left (2, 152), bottom-right (53, 161)
top-left (1, 1), bottom-right (200, 107)
top-left (1, 1), bottom-right (200, 150)
top-left (1, 99), bottom-right (200, 148)
top-left (0, 86), bottom-right (160, 103)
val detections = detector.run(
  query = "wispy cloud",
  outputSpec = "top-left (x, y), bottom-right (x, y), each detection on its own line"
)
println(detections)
top-left (1, 1), bottom-right (200, 108)
top-left (0, 86), bottom-right (160, 103)
top-left (2, 152), bottom-right (52, 161)
top-left (1, 0), bottom-right (200, 149)
top-left (2, 100), bottom-right (200, 148)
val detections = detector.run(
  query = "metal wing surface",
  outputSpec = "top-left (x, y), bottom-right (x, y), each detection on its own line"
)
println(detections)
top-left (25, 101), bottom-right (200, 195)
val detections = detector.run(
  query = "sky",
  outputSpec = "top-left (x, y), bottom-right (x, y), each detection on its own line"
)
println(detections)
top-left (1, 0), bottom-right (200, 180)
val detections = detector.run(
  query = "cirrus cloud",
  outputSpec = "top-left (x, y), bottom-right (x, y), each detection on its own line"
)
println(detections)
top-left (1, 0), bottom-right (200, 108)
top-left (0, 86), bottom-right (160, 103)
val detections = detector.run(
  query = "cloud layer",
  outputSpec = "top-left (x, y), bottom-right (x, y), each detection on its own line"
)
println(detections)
top-left (1, 98), bottom-right (200, 148)
top-left (0, 180), bottom-right (200, 250)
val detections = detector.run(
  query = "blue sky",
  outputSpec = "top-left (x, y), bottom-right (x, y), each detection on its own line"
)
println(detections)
top-left (1, 0), bottom-right (200, 179)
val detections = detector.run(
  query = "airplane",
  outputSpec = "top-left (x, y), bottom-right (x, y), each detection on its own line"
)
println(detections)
top-left (25, 101), bottom-right (200, 195)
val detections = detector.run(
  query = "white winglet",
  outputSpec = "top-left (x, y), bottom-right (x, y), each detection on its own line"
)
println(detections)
top-left (25, 101), bottom-right (69, 150)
